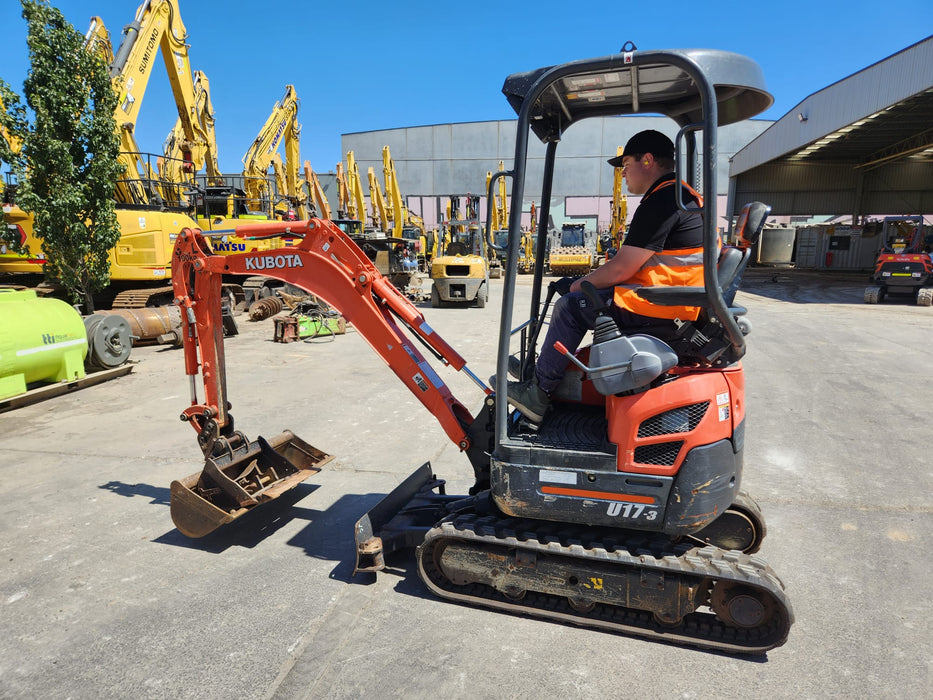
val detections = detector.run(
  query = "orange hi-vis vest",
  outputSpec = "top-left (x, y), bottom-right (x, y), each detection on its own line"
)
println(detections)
top-left (613, 179), bottom-right (711, 321)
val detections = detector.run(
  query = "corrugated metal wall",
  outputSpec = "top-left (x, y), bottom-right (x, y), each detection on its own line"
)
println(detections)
top-left (734, 160), bottom-right (933, 217)
top-left (342, 117), bottom-right (770, 231)
top-left (794, 225), bottom-right (883, 270)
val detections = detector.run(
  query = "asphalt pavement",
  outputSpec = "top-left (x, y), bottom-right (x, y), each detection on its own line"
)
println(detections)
top-left (0, 268), bottom-right (930, 699)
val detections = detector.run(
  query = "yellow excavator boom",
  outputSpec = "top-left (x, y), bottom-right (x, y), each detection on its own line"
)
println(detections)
top-left (241, 85), bottom-right (301, 213)
top-left (109, 0), bottom-right (213, 203)
top-left (162, 69), bottom-right (222, 186)
top-left (383, 146), bottom-right (405, 238)
top-left (335, 162), bottom-right (349, 218)
top-left (304, 161), bottom-right (331, 220)
top-left (610, 146), bottom-right (628, 248)
top-left (84, 16), bottom-right (114, 64)
top-left (345, 151), bottom-right (366, 222)
top-left (368, 166), bottom-right (389, 232)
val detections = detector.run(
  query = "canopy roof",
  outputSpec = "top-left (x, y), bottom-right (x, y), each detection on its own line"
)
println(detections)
top-left (502, 48), bottom-right (773, 143)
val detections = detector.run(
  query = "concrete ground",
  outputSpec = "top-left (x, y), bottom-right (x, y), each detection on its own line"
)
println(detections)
top-left (0, 268), bottom-right (930, 699)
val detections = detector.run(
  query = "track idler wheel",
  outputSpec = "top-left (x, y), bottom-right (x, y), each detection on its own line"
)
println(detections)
top-left (711, 581), bottom-right (776, 629)
top-left (688, 491), bottom-right (766, 554)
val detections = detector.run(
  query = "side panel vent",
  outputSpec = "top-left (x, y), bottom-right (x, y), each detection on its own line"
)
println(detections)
top-left (633, 441), bottom-right (684, 466)
top-left (637, 401), bottom-right (710, 438)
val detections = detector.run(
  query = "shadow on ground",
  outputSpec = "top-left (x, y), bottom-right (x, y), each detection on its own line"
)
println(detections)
top-left (739, 267), bottom-right (873, 305)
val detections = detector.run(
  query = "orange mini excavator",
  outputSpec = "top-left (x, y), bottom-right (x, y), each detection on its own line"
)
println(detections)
top-left (170, 45), bottom-right (793, 654)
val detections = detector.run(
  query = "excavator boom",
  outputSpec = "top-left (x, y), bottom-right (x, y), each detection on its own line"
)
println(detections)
top-left (368, 167), bottom-right (389, 231)
top-left (345, 151), bottom-right (366, 222)
top-left (162, 69), bottom-right (222, 186)
top-left (304, 161), bottom-right (331, 219)
top-left (609, 146), bottom-right (628, 250)
top-left (171, 218), bottom-right (489, 536)
top-left (109, 0), bottom-right (212, 196)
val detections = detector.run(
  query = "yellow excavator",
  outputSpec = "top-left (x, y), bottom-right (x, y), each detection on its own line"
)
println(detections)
top-left (345, 151), bottom-right (368, 225)
top-left (1, 1), bottom-right (223, 307)
top-left (485, 162), bottom-right (510, 279)
top-left (240, 85), bottom-right (307, 221)
top-left (383, 146), bottom-right (431, 271)
top-left (162, 70), bottom-right (223, 189)
top-left (368, 166), bottom-right (389, 232)
top-left (1, 93), bottom-right (28, 269)
top-left (518, 201), bottom-right (537, 274)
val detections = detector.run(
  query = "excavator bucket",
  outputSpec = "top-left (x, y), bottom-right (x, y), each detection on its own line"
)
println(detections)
top-left (170, 430), bottom-right (332, 538)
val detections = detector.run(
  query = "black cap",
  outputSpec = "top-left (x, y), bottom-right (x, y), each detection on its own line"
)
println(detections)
top-left (607, 130), bottom-right (675, 166)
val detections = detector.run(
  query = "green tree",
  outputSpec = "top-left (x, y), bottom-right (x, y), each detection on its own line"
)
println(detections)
top-left (14, 0), bottom-right (122, 312)
top-left (0, 79), bottom-right (27, 211)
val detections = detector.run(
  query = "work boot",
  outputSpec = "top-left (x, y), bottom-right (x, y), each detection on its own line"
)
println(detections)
top-left (506, 376), bottom-right (551, 423)
top-left (489, 356), bottom-right (526, 386)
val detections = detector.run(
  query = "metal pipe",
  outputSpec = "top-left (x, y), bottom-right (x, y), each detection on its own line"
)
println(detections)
top-left (92, 305), bottom-right (182, 346)
top-left (110, 0), bottom-right (152, 77)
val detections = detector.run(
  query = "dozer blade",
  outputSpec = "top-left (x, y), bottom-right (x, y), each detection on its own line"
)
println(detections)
top-left (353, 462), bottom-right (462, 574)
top-left (171, 430), bottom-right (332, 538)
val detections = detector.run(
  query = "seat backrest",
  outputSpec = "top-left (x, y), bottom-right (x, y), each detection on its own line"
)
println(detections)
top-left (718, 246), bottom-right (747, 307)
top-left (734, 201), bottom-right (771, 249)
top-left (719, 201), bottom-right (771, 307)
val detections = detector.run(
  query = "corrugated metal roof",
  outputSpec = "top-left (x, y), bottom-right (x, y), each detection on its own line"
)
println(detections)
top-left (731, 36), bottom-right (933, 177)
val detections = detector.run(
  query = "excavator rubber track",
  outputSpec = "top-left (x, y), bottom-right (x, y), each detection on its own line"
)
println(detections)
top-left (416, 511), bottom-right (793, 655)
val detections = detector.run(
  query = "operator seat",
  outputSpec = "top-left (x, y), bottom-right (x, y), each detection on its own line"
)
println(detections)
top-left (634, 201), bottom-right (772, 364)
top-left (532, 203), bottom-right (771, 399)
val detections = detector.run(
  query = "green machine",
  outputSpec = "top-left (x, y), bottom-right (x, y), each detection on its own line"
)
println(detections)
top-left (0, 290), bottom-right (88, 400)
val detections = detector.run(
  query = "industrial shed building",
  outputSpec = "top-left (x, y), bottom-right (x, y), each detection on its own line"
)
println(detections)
top-left (342, 116), bottom-right (771, 232)
top-left (727, 36), bottom-right (933, 269)
top-left (730, 36), bottom-right (933, 220)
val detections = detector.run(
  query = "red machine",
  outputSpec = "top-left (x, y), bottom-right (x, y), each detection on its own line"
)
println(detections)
top-left (864, 216), bottom-right (932, 305)
top-left (170, 47), bottom-right (793, 654)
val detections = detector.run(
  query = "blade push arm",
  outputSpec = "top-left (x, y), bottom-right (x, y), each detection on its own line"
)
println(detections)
top-left (172, 218), bottom-right (482, 453)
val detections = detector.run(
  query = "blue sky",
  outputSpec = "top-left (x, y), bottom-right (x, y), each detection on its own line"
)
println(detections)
top-left (1, 1), bottom-right (931, 174)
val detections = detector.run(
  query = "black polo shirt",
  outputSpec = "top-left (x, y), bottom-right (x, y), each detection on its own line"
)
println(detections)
top-left (624, 173), bottom-right (703, 252)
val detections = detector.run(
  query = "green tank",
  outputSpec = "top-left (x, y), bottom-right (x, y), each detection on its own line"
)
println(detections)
top-left (0, 289), bottom-right (88, 400)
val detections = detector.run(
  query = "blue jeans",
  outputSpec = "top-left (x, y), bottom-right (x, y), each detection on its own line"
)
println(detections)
top-left (535, 288), bottom-right (674, 392)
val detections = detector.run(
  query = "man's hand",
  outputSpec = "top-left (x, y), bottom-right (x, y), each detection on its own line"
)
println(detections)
top-left (550, 276), bottom-right (577, 296)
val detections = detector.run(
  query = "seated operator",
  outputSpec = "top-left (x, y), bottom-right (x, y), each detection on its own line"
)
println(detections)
top-left (507, 129), bottom-right (706, 423)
